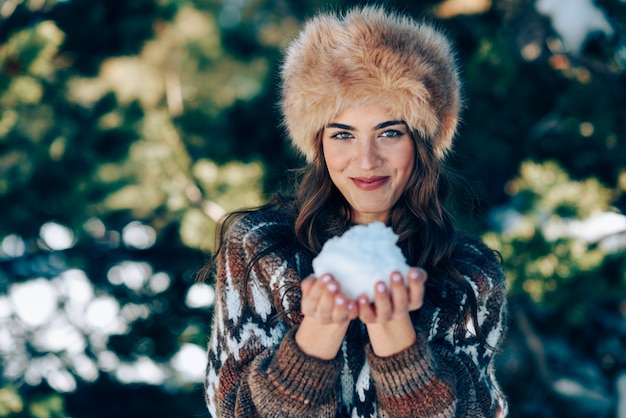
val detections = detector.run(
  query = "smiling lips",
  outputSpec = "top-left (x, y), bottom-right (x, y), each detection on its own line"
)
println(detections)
top-left (351, 176), bottom-right (389, 190)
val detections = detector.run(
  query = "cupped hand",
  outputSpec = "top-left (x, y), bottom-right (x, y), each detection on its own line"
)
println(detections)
top-left (357, 268), bottom-right (427, 357)
top-left (296, 274), bottom-right (358, 360)
top-left (300, 274), bottom-right (358, 324)
top-left (357, 267), bottom-right (427, 324)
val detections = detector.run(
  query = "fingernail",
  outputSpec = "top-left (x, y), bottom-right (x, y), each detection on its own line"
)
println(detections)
top-left (322, 275), bottom-right (332, 283)
top-left (409, 269), bottom-right (421, 280)
top-left (359, 297), bottom-right (368, 305)
top-left (335, 296), bottom-right (344, 305)
top-left (327, 283), bottom-right (338, 292)
top-left (392, 272), bottom-right (402, 282)
top-left (376, 283), bottom-right (386, 293)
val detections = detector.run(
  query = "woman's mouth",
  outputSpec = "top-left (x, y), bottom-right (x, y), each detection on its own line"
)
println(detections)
top-left (351, 176), bottom-right (389, 190)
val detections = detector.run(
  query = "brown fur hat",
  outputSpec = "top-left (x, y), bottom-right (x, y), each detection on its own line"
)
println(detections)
top-left (280, 6), bottom-right (461, 161)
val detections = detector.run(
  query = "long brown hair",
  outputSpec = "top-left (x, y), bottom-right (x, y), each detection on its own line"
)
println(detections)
top-left (199, 129), bottom-right (487, 344)
top-left (294, 129), bottom-right (485, 343)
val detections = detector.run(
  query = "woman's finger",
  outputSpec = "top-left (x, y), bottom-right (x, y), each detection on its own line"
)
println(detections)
top-left (389, 271), bottom-right (409, 315)
top-left (372, 282), bottom-right (392, 322)
top-left (300, 277), bottom-right (318, 316)
top-left (300, 276), bottom-right (315, 296)
top-left (315, 275), bottom-right (339, 323)
top-left (330, 294), bottom-right (355, 322)
top-left (301, 275), bottom-right (328, 316)
top-left (357, 295), bottom-right (375, 322)
top-left (407, 268), bottom-right (427, 311)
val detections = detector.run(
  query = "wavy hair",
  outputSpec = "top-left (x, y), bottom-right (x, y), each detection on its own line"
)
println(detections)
top-left (293, 130), bottom-right (485, 343)
top-left (199, 130), bottom-right (486, 343)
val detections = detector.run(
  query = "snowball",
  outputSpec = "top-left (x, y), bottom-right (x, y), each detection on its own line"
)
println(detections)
top-left (312, 222), bottom-right (410, 300)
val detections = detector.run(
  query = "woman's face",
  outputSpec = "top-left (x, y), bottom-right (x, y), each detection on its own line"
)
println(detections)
top-left (322, 105), bottom-right (415, 224)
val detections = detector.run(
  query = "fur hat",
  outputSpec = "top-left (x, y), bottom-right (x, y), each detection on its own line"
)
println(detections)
top-left (280, 6), bottom-right (461, 161)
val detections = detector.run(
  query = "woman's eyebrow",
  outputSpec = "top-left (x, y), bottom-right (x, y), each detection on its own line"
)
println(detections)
top-left (376, 120), bottom-right (406, 129)
top-left (326, 120), bottom-right (406, 130)
top-left (326, 123), bottom-right (355, 130)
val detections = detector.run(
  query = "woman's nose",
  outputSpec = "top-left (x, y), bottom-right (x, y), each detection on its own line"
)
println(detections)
top-left (357, 139), bottom-right (382, 170)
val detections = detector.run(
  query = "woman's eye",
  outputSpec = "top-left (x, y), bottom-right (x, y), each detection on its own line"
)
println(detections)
top-left (380, 129), bottom-right (404, 138)
top-left (331, 132), bottom-right (352, 140)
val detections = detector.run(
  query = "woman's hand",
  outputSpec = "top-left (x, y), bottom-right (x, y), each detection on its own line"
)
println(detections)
top-left (301, 274), bottom-right (358, 324)
top-left (358, 268), bottom-right (427, 357)
top-left (295, 274), bottom-right (358, 360)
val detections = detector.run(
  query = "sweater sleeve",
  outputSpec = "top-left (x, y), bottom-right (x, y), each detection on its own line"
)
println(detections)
top-left (204, 214), bottom-right (342, 418)
top-left (365, 239), bottom-right (508, 418)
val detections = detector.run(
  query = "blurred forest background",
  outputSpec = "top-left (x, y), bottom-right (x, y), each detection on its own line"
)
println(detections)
top-left (0, 0), bottom-right (625, 417)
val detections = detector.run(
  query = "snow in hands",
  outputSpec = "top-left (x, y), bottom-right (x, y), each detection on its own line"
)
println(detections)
top-left (312, 222), bottom-right (410, 300)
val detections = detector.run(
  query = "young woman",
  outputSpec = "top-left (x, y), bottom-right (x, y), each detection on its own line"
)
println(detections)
top-left (202, 6), bottom-right (508, 417)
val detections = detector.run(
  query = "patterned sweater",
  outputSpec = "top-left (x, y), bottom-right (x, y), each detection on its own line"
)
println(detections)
top-left (205, 207), bottom-right (508, 417)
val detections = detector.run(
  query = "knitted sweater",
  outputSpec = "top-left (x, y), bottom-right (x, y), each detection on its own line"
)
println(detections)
top-left (205, 207), bottom-right (508, 417)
